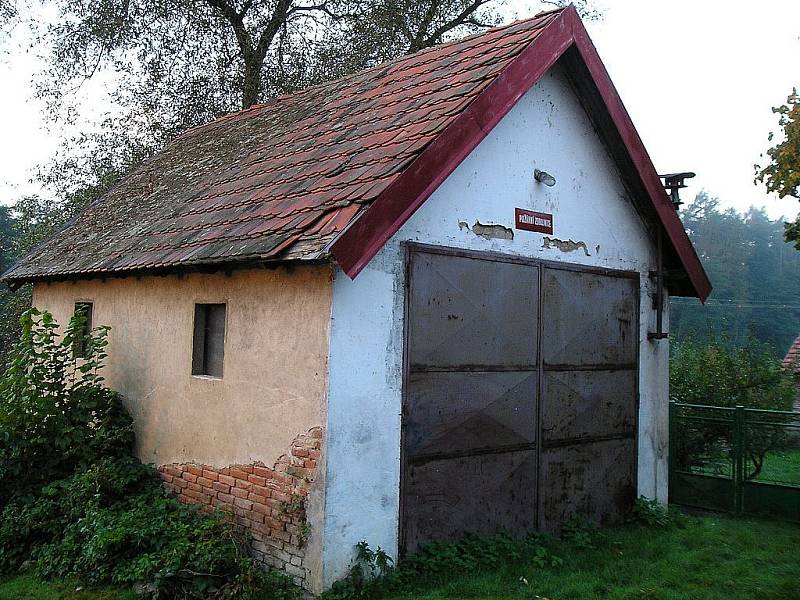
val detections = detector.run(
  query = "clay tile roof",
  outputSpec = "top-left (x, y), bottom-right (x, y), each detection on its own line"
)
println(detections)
top-left (2, 9), bottom-right (562, 283)
top-left (784, 335), bottom-right (800, 374)
top-left (3, 6), bottom-right (713, 301)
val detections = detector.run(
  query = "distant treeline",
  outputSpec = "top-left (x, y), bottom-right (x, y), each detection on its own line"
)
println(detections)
top-left (670, 192), bottom-right (800, 357)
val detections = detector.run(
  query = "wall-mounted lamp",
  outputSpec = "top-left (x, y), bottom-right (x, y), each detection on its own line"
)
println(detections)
top-left (534, 169), bottom-right (556, 187)
top-left (658, 172), bottom-right (695, 210)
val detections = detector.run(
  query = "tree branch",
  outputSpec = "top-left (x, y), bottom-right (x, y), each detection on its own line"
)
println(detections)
top-left (419, 0), bottom-right (492, 50)
top-left (205, 0), bottom-right (253, 60)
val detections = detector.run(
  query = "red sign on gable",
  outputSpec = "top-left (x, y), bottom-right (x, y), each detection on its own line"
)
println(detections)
top-left (515, 208), bottom-right (553, 234)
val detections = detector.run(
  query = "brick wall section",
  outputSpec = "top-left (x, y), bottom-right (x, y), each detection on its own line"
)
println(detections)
top-left (157, 427), bottom-right (322, 589)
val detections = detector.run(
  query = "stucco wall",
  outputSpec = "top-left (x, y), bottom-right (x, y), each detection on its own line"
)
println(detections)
top-left (32, 266), bottom-right (332, 467)
top-left (322, 61), bottom-right (671, 585)
top-left (33, 265), bottom-right (333, 590)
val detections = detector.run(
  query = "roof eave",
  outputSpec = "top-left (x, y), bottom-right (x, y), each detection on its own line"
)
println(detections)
top-left (1, 254), bottom-right (332, 288)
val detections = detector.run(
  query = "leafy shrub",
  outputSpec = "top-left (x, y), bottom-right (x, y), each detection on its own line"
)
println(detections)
top-left (626, 496), bottom-right (671, 528)
top-left (0, 309), bottom-right (299, 599)
top-left (560, 514), bottom-right (598, 550)
top-left (0, 308), bottom-right (133, 504)
top-left (322, 533), bottom-right (561, 600)
top-left (670, 334), bottom-right (796, 410)
top-left (670, 334), bottom-right (797, 479)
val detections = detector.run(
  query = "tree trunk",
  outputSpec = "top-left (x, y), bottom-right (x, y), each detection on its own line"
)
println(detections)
top-left (241, 55), bottom-right (263, 109)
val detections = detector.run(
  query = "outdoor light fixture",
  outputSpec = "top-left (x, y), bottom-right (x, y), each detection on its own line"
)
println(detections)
top-left (659, 172), bottom-right (695, 210)
top-left (534, 169), bottom-right (556, 187)
top-left (649, 170), bottom-right (696, 342)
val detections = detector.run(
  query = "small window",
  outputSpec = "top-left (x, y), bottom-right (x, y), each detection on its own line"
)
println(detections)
top-left (192, 304), bottom-right (226, 378)
top-left (73, 302), bottom-right (93, 359)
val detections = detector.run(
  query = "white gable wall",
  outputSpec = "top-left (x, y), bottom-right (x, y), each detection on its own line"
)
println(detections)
top-left (322, 62), bottom-right (669, 586)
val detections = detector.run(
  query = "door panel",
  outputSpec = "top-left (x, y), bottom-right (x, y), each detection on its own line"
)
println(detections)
top-left (405, 371), bottom-right (538, 458)
top-left (403, 249), bottom-right (539, 552)
top-left (408, 251), bottom-right (539, 370)
top-left (540, 370), bottom-right (637, 441)
top-left (538, 265), bottom-right (638, 531)
top-left (541, 268), bottom-right (637, 367)
top-left (538, 439), bottom-right (637, 531)
top-left (404, 450), bottom-right (538, 551)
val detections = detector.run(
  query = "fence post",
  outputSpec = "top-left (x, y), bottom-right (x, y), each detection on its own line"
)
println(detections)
top-left (733, 405), bottom-right (745, 515)
top-left (668, 401), bottom-right (677, 482)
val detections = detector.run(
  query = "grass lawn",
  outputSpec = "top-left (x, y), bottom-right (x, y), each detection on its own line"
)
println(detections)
top-left (756, 448), bottom-right (800, 486)
top-left (2, 514), bottom-right (799, 600)
top-left (0, 575), bottom-right (137, 600)
top-left (378, 513), bottom-right (800, 600)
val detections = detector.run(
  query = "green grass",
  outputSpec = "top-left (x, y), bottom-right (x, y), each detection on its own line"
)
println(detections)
top-left (0, 576), bottom-right (137, 600)
top-left (377, 514), bottom-right (800, 600)
top-left (685, 447), bottom-right (800, 486)
top-left (3, 515), bottom-right (800, 600)
top-left (755, 449), bottom-right (800, 485)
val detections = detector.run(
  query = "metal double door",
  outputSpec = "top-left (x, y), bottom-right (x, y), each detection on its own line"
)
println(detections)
top-left (401, 244), bottom-right (639, 552)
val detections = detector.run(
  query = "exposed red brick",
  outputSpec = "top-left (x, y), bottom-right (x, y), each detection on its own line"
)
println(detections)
top-left (248, 474), bottom-right (267, 486)
top-left (234, 497), bottom-right (254, 511)
top-left (231, 487), bottom-right (250, 500)
top-left (159, 427), bottom-right (322, 590)
top-left (253, 465), bottom-right (273, 479)
top-left (184, 489), bottom-right (211, 504)
top-left (218, 474), bottom-right (236, 487)
top-left (230, 468), bottom-right (250, 480)
top-left (251, 484), bottom-right (271, 498)
top-left (165, 466), bottom-right (183, 478)
top-left (216, 492), bottom-right (234, 505)
top-left (235, 479), bottom-right (254, 491)
top-left (212, 481), bottom-right (231, 494)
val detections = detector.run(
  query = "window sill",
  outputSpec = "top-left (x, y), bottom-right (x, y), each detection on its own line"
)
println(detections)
top-left (191, 374), bottom-right (223, 381)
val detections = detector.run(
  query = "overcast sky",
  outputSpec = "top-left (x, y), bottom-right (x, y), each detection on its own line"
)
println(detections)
top-left (1, 0), bottom-right (798, 221)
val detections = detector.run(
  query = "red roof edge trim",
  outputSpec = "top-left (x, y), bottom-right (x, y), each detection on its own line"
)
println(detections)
top-left (330, 6), bottom-right (712, 301)
top-left (329, 10), bottom-right (569, 279)
top-left (566, 11), bottom-right (711, 302)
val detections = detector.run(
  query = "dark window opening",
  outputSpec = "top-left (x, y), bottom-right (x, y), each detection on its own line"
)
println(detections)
top-left (192, 304), bottom-right (226, 378)
top-left (73, 302), bottom-right (93, 359)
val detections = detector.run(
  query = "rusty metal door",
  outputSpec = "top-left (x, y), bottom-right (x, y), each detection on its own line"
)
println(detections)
top-left (538, 267), bottom-right (639, 531)
top-left (402, 248), bottom-right (540, 552)
top-left (401, 245), bottom-right (639, 550)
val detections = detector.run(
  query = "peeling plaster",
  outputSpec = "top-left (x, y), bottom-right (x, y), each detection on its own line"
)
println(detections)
top-left (461, 220), bottom-right (514, 241)
top-left (542, 236), bottom-right (591, 256)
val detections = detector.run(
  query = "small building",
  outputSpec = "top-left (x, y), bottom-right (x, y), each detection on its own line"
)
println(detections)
top-left (784, 334), bottom-right (800, 406)
top-left (3, 7), bottom-right (710, 594)
top-left (784, 334), bottom-right (800, 375)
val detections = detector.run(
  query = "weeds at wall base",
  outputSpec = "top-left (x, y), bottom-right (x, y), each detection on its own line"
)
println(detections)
top-left (321, 497), bottom-right (672, 600)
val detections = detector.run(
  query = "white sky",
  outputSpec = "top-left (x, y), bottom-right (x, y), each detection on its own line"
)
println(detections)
top-left (0, 0), bottom-right (798, 221)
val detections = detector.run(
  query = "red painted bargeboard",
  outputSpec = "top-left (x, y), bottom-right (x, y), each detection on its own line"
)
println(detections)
top-left (329, 6), bottom-right (711, 302)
